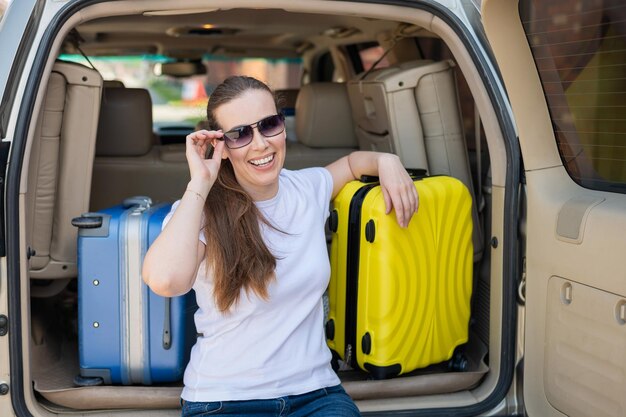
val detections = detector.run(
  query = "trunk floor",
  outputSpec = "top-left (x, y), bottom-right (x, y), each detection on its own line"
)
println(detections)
top-left (33, 340), bottom-right (488, 410)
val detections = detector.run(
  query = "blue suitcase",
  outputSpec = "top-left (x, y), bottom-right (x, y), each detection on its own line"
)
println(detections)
top-left (73, 196), bottom-right (196, 385)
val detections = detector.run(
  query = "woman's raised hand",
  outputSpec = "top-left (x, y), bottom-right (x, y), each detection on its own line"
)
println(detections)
top-left (377, 154), bottom-right (419, 228)
top-left (185, 130), bottom-right (226, 193)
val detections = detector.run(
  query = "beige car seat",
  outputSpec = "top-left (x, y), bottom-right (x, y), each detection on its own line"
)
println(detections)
top-left (90, 87), bottom-right (190, 210)
top-left (26, 61), bottom-right (103, 279)
top-left (348, 60), bottom-right (483, 260)
top-left (285, 82), bottom-right (358, 169)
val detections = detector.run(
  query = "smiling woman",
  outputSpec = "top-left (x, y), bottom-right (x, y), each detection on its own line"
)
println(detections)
top-left (141, 74), bottom-right (416, 416)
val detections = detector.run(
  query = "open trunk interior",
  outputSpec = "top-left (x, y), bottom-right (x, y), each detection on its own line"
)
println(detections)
top-left (31, 289), bottom-right (489, 411)
top-left (19, 1), bottom-right (511, 414)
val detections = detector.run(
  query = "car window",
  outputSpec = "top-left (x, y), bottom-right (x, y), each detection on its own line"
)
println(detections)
top-left (520, 0), bottom-right (626, 193)
top-left (357, 44), bottom-right (390, 72)
top-left (58, 55), bottom-right (302, 127)
top-left (312, 51), bottom-right (335, 82)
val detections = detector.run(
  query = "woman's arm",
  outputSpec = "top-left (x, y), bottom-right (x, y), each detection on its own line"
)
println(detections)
top-left (325, 151), bottom-right (419, 228)
top-left (142, 130), bottom-right (225, 297)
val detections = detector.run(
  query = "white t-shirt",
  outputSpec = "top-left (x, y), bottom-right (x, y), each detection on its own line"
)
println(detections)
top-left (162, 168), bottom-right (340, 402)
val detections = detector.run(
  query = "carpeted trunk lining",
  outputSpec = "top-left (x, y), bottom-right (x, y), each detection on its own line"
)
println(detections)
top-left (33, 338), bottom-right (487, 410)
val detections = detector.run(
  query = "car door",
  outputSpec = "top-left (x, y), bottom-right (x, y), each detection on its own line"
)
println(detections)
top-left (0, 0), bottom-right (55, 415)
top-left (482, 0), bottom-right (626, 416)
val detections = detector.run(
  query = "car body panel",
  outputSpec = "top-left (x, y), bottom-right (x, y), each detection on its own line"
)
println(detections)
top-left (483, 0), bottom-right (626, 416)
top-left (0, 0), bottom-right (38, 139)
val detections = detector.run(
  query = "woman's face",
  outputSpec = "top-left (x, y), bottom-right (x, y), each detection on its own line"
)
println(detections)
top-left (214, 89), bottom-right (286, 201)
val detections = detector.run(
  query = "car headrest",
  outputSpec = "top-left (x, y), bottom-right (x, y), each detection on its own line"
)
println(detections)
top-left (103, 79), bottom-right (125, 88)
top-left (96, 87), bottom-right (153, 157)
top-left (295, 82), bottom-right (357, 148)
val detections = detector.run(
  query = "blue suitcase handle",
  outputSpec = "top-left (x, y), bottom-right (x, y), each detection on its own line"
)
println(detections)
top-left (72, 213), bottom-right (103, 229)
top-left (163, 297), bottom-right (171, 350)
top-left (122, 195), bottom-right (152, 209)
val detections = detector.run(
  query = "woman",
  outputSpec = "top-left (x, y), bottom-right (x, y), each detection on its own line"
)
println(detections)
top-left (142, 76), bottom-right (418, 416)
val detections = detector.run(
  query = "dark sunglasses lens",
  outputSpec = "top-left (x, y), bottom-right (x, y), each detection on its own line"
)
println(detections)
top-left (258, 114), bottom-right (285, 137)
top-left (224, 126), bottom-right (253, 148)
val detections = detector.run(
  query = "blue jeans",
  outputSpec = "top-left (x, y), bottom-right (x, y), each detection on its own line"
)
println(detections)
top-left (181, 384), bottom-right (361, 416)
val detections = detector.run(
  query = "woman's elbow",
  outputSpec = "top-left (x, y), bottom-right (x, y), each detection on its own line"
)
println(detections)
top-left (142, 266), bottom-right (191, 297)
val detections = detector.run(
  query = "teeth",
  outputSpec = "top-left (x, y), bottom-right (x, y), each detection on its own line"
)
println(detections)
top-left (250, 154), bottom-right (274, 166)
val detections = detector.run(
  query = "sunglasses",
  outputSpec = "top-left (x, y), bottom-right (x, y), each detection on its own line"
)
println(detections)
top-left (220, 113), bottom-right (285, 149)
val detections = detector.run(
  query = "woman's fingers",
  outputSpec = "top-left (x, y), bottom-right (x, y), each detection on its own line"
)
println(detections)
top-left (185, 129), bottom-right (226, 186)
top-left (400, 185), bottom-right (419, 227)
top-left (187, 130), bottom-right (222, 148)
top-left (382, 186), bottom-right (392, 215)
top-left (187, 130), bottom-right (224, 159)
top-left (211, 139), bottom-right (225, 161)
top-left (376, 154), bottom-right (419, 228)
top-left (401, 182), bottom-right (418, 215)
top-left (385, 178), bottom-right (418, 228)
top-left (392, 187), bottom-right (410, 228)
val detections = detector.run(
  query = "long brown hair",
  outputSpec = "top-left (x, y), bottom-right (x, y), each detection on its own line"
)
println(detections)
top-left (203, 76), bottom-right (282, 313)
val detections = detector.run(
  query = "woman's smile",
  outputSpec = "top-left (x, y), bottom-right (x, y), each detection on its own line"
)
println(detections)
top-left (248, 153), bottom-right (275, 168)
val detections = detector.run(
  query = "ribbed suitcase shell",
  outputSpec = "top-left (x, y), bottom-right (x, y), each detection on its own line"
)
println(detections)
top-left (77, 199), bottom-right (195, 385)
top-left (327, 175), bottom-right (473, 379)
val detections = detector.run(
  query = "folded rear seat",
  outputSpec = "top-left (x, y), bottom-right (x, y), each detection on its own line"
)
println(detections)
top-left (90, 87), bottom-right (189, 211)
top-left (26, 61), bottom-right (103, 279)
top-left (285, 82), bottom-right (358, 169)
top-left (347, 60), bottom-right (483, 261)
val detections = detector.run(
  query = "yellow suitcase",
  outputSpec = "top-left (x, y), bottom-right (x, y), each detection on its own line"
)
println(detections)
top-left (326, 174), bottom-right (473, 379)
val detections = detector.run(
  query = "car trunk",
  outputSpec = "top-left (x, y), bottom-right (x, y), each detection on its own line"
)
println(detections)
top-left (9, 1), bottom-right (520, 415)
